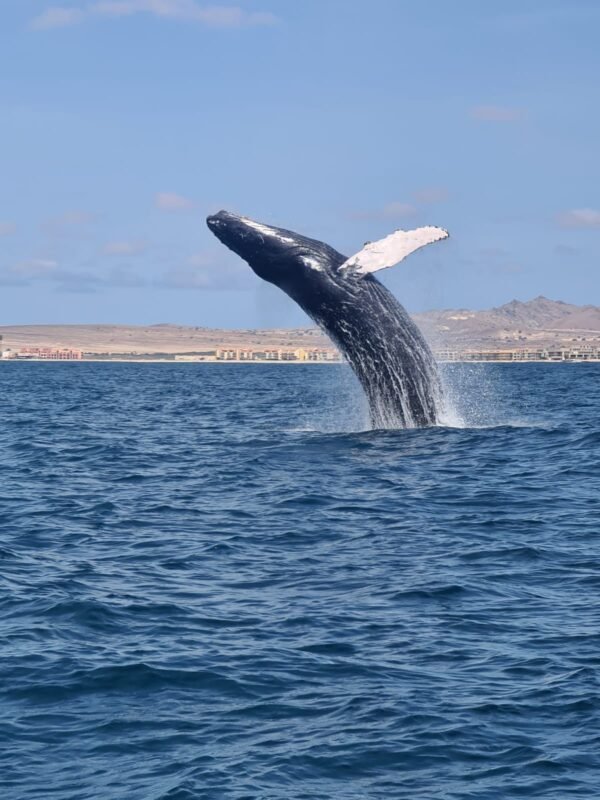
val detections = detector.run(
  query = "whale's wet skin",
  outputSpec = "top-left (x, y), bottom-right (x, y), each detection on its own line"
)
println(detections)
top-left (207, 211), bottom-right (448, 428)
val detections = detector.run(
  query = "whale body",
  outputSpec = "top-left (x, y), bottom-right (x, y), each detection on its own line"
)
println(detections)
top-left (207, 210), bottom-right (448, 429)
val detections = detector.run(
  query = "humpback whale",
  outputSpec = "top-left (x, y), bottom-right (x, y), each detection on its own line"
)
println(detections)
top-left (207, 210), bottom-right (448, 428)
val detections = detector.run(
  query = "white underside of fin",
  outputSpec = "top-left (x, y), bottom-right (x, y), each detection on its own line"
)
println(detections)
top-left (340, 226), bottom-right (449, 276)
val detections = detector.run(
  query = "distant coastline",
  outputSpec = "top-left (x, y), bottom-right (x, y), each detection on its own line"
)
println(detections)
top-left (2, 297), bottom-right (600, 363)
top-left (3, 354), bottom-right (600, 364)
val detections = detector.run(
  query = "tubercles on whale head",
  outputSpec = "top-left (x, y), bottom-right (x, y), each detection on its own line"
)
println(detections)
top-left (206, 210), bottom-right (345, 287)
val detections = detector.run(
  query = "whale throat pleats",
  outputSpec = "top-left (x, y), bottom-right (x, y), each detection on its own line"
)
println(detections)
top-left (340, 226), bottom-right (449, 276)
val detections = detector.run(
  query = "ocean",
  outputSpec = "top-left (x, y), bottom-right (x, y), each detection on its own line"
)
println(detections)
top-left (1, 362), bottom-right (599, 799)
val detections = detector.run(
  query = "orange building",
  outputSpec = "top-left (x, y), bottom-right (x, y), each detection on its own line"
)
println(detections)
top-left (18, 347), bottom-right (83, 360)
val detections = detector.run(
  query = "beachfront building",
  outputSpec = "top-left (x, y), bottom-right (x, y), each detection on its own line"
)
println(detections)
top-left (295, 348), bottom-right (340, 362)
top-left (215, 346), bottom-right (341, 362)
top-left (16, 347), bottom-right (83, 360)
top-left (434, 348), bottom-right (600, 362)
top-left (215, 348), bottom-right (238, 360)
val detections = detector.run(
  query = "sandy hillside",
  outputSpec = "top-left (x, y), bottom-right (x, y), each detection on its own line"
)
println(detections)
top-left (2, 298), bottom-right (599, 354)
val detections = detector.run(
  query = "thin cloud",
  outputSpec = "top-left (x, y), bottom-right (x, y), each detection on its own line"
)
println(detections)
top-left (155, 192), bottom-right (195, 211)
top-left (557, 208), bottom-right (600, 229)
top-left (3, 259), bottom-right (97, 292)
top-left (159, 267), bottom-right (215, 289)
top-left (187, 252), bottom-right (212, 268)
top-left (11, 258), bottom-right (59, 277)
top-left (31, 7), bottom-right (85, 30)
top-left (0, 222), bottom-right (17, 236)
top-left (496, 7), bottom-right (600, 30)
top-left (54, 267), bottom-right (146, 291)
top-left (382, 202), bottom-right (417, 218)
top-left (42, 210), bottom-right (95, 237)
top-left (104, 267), bottom-right (147, 287)
top-left (470, 105), bottom-right (524, 122)
top-left (159, 252), bottom-right (250, 290)
top-left (0, 273), bottom-right (29, 287)
top-left (498, 263), bottom-right (523, 275)
top-left (0, 258), bottom-right (73, 288)
top-left (351, 202), bottom-right (416, 221)
top-left (0, 257), bottom-right (146, 292)
top-left (31, 2), bottom-right (278, 30)
top-left (554, 244), bottom-right (581, 257)
top-left (103, 240), bottom-right (146, 255)
top-left (412, 187), bottom-right (449, 204)
top-left (352, 191), bottom-right (449, 222)
top-left (55, 210), bottom-right (95, 225)
top-left (479, 246), bottom-right (508, 259)
top-left (478, 246), bottom-right (523, 276)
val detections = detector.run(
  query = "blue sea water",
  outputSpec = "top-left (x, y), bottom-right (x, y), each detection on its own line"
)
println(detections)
top-left (1, 362), bottom-right (599, 800)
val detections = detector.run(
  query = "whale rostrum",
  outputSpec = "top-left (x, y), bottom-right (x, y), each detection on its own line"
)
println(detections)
top-left (207, 210), bottom-right (449, 429)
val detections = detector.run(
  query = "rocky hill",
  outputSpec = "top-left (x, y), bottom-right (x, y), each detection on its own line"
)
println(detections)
top-left (414, 297), bottom-right (600, 350)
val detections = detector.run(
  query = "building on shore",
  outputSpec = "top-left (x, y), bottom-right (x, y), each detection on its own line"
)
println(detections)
top-left (215, 347), bottom-right (341, 362)
top-left (1, 340), bottom-right (598, 363)
top-left (6, 347), bottom-right (83, 360)
top-left (298, 348), bottom-right (340, 362)
top-left (213, 345), bottom-right (600, 363)
top-left (434, 347), bottom-right (600, 362)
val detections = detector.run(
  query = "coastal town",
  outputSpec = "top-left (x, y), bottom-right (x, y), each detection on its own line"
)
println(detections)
top-left (2, 339), bottom-right (599, 363)
top-left (2, 298), bottom-right (600, 363)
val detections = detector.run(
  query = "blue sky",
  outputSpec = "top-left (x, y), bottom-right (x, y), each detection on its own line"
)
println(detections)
top-left (1, 0), bottom-right (599, 326)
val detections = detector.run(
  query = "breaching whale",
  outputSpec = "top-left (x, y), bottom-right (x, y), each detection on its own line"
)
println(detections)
top-left (207, 210), bottom-right (448, 428)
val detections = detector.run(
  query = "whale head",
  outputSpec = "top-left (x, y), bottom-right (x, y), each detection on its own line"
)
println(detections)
top-left (206, 211), bottom-right (346, 291)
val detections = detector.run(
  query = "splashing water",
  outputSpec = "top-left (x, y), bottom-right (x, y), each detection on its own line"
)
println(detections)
top-left (438, 363), bottom-right (509, 428)
top-left (296, 360), bottom-right (513, 434)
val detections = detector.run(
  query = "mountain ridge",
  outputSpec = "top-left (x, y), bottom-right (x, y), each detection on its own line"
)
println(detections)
top-left (414, 296), bottom-right (600, 349)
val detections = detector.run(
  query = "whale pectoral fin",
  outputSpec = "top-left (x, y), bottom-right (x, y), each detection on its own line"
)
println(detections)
top-left (339, 226), bottom-right (449, 276)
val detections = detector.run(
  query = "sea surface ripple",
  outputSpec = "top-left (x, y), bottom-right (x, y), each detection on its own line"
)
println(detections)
top-left (1, 363), bottom-right (599, 799)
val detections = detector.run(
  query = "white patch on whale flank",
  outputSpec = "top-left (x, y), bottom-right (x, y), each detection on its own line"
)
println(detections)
top-left (300, 256), bottom-right (323, 271)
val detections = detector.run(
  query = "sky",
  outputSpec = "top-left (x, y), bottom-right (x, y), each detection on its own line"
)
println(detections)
top-left (1, 0), bottom-right (599, 327)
